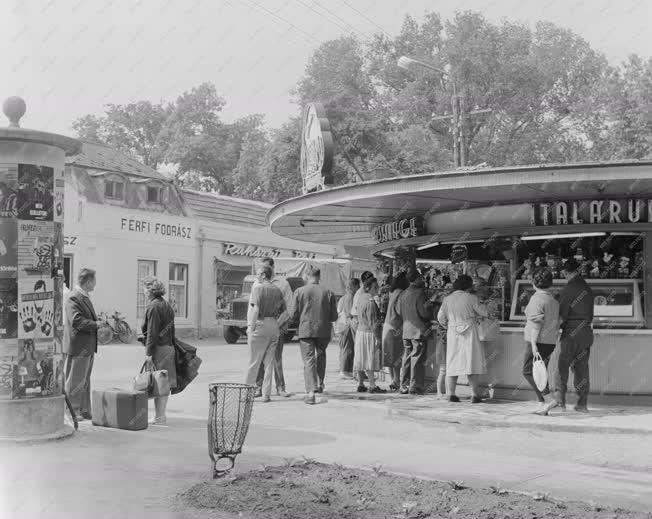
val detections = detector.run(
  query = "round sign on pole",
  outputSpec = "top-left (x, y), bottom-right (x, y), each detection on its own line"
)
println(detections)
top-left (300, 103), bottom-right (334, 193)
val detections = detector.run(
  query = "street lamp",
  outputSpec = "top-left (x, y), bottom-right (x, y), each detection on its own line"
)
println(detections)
top-left (397, 55), bottom-right (491, 168)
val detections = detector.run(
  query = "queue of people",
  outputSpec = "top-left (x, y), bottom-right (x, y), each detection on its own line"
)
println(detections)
top-left (243, 256), bottom-right (595, 413)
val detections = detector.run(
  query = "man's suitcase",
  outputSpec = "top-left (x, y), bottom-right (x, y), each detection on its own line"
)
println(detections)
top-left (91, 389), bottom-right (148, 430)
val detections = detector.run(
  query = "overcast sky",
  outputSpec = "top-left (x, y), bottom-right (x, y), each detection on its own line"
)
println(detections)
top-left (1, 0), bottom-right (650, 136)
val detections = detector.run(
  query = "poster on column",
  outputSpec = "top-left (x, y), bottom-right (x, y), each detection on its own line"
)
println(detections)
top-left (0, 278), bottom-right (18, 339)
top-left (0, 221), bottom-right (18, 276)
top-left (0, 166), bottom-right (18, 218)
top-left (17, 278), bottom-right (54, 340)
top-left (0, 352), bottom-right (13, 398)
top-left (17, 164), bottom-right (54, 221)
top-left (53, 222), bottom-right (63, 277)
top-left (53, 167), bottom-right (64, 223)
top-left (12, 338), bottom-right (55, 399)
top-left (17, 221), bottom-right (54, 277)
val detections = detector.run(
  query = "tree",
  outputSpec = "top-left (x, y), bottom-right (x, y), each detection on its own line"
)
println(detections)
top-left (72, 101), bottom-right (171, 169)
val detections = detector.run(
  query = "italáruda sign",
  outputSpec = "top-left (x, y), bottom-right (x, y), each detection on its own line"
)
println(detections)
top-left (534, 199), bottom-right (652, 225)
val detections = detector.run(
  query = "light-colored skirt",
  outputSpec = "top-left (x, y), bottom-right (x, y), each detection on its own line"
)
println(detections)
top-left (381, 323), bottom-right (402, 368)
top-left (353, 330), bottom-right (381, 372)
top-left (446, 322), bottom-right (486, 377)
top-left (153, 344), bottom-right (178, 389)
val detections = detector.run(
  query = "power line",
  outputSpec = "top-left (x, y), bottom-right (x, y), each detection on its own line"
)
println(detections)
top-left (340, 0), bottom-right (393, 39)
top-left (312, 0), bottom-right (373, 40)
top-left (292, 0), bottom-right (351, 35)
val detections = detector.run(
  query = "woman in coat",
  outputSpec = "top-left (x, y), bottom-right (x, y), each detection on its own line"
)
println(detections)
top-left (142, 277), bottom-right (177, 425)
top-left (381, 272), bottom-right (409, 391)
top-left (337, 278), bottom-right (360, 379)
top-left (437, 274), bottom-right (488, 403)
top-left (353, 276), bottom-right (387, 393)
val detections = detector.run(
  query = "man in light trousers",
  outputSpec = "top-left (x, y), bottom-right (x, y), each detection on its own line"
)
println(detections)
top-left (253, 257), bottom-right (293, 398)
top-left (245, 265), bottom-right (287, 403)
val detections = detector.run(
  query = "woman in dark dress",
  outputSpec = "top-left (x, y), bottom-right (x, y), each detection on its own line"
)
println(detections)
top-left (142, 277), bottom-right (177, 425)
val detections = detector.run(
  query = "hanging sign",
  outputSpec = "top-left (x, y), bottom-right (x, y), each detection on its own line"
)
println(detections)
top-left (450, 244), bottom-right (468, 264)
top-left (534, 199), bottom-right (652, 226)
top-left (372, 216), bottom-right (425, 244)
top-left (300, 102), bottom-right (334, 193)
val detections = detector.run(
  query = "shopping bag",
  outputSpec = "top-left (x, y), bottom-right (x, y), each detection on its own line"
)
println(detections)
top-left (150, 369), bottom-right (171, 398)
top-left (532, 352), bottom-right (548, 392)
top-left (477, 318), bottom-right (499, 342)
top-left (132, 362), bottom-right (153, 393)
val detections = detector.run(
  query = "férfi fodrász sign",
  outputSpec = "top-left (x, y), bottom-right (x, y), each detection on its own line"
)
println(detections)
top-left (372, 217), bottom-right (424, 243)
top-left (120, 218), bottom-right (192, 238)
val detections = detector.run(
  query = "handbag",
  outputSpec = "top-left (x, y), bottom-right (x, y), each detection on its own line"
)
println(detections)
top-left (477, 318), bottom-right (499, 342)
top-left (132, 362), bottom-right (153, 393)
top-left (532, 352), bottom-right (548, 392)
top-left (150, 369), bottom-right (171, 398)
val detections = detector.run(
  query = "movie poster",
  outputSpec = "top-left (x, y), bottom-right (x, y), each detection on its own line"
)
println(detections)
top-left (0, 221), bottom-right (18, 276)
top-left (12, 339), bottom-right (55, 399)
top-left (17, 164), bottom-right (54, 221)
top-left (17, 278), bottom-right (54, 340)
top-left (0, 166), bottom-right (18, 218)
top-left (53, 167), bottom-right (64, 223)
top-left (0, 278), bottom-right (18, 339)
top-left (17, 221), bottom-right (54, 277)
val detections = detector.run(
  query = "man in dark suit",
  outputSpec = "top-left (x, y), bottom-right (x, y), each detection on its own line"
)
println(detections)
top-left (63, 268), bottom-right (101, 420)
top-left (396, 271), bottom-right (432, 395)
top-left (539, 258), bottom-right (594, 415)
top-left (292, 267), bottom-right (338, 404)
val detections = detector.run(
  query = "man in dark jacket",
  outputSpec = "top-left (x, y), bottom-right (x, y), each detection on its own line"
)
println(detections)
top-left (63, 268), bottom-right (101, 420)
top-left (396, 271), bottom-right (431, 395)
top-left (539, 258), bottom-right (594, 415)
top-left (293, 267), bottom-right (338, 404)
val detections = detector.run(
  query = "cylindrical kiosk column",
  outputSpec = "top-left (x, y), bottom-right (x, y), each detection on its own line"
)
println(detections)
top-left (0, 97), bottom-right (81, 441)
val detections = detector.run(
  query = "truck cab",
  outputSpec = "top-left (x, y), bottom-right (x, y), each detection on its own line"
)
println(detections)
top-left (220, 275), bottom-right (304, 344)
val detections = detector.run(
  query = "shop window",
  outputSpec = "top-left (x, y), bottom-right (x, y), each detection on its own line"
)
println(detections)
top-left (104, 180), bottom-right (124, 200)
top-left (147, 185), bottom-right (164, 203)
top-left (137, 260), bottom-right (157, 318)
top-left (169, 263), bottom-right (188, 319)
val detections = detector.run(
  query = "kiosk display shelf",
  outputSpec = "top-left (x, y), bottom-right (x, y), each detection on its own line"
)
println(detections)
top-left (509, 278), bottom-right (644, 325)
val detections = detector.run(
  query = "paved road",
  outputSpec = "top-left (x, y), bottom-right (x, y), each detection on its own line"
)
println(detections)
top-left (2, 338), bottom-right (652, 518)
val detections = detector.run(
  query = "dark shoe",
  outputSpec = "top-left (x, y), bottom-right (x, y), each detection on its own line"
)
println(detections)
top-left (471, 396), bottom-right (483, 404)
top-left (448, 395), bottom-right (460, 403)
top-left (80, 411), bottom-right (92, 420)
top-left (369, 386), bottom-right (387, 394)
top-left (254, 388), bottom-right (263, 398)
top-left (399, 388), bottom-right (409, 395)
top-left (389, 383), bottom-right (399, 391)
top-left (409, 389), bottom-right (424, 395)
top-left (356, 385), bottom-right (368, 393)
top-left (316, 386), bottom-right (324, 394)
top-left (574, 405), bottom-right (589, 413)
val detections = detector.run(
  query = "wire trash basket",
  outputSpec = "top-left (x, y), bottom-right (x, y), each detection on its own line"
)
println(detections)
top-left (208, 382), bottom-right (256, 478)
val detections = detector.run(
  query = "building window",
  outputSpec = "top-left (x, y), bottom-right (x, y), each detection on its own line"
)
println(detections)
top-left (147, 185), bottom-right (164, 203)
top-left (169, 263), bottom-right (188, 319)
top-left (105, 180), bottom-right (124, 200)
top-left (137, 260), bottom-right (157, 318)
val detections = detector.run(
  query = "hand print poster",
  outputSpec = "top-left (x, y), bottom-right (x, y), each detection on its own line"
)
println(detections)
top-left (17, 164), bottom-right (54, 221)
top-left (17, 278), bottom-right (54, 340)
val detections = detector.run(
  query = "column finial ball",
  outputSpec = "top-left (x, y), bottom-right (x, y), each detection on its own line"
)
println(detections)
top-left (3, 97), bottom-right (27, 128)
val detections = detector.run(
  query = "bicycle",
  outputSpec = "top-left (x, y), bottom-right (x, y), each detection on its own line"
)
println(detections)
top-left (97, 311), bottom-right (135, 345)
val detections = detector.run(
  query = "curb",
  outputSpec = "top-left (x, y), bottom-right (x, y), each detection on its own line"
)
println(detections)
top-left (0, 424), bottom-right (75, 444)
top-left (385, 406), bottom-right (652, 435)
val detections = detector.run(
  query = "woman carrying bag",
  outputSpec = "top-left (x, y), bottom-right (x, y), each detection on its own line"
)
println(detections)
top-left (142, 277), bottom-right (177, 425)
top-left (524, 268), bottom-right (560, 414)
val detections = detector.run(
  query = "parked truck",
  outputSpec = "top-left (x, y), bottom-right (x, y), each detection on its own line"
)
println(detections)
top-left (218, 258), bottom-right (352, 344)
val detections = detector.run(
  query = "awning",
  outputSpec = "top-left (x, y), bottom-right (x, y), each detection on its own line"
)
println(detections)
top-left (213, 256), bottom-right (253, 270)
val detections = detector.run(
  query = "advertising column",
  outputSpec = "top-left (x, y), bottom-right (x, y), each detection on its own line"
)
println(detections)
top-left (0, 97), bottom-right (80, 440)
